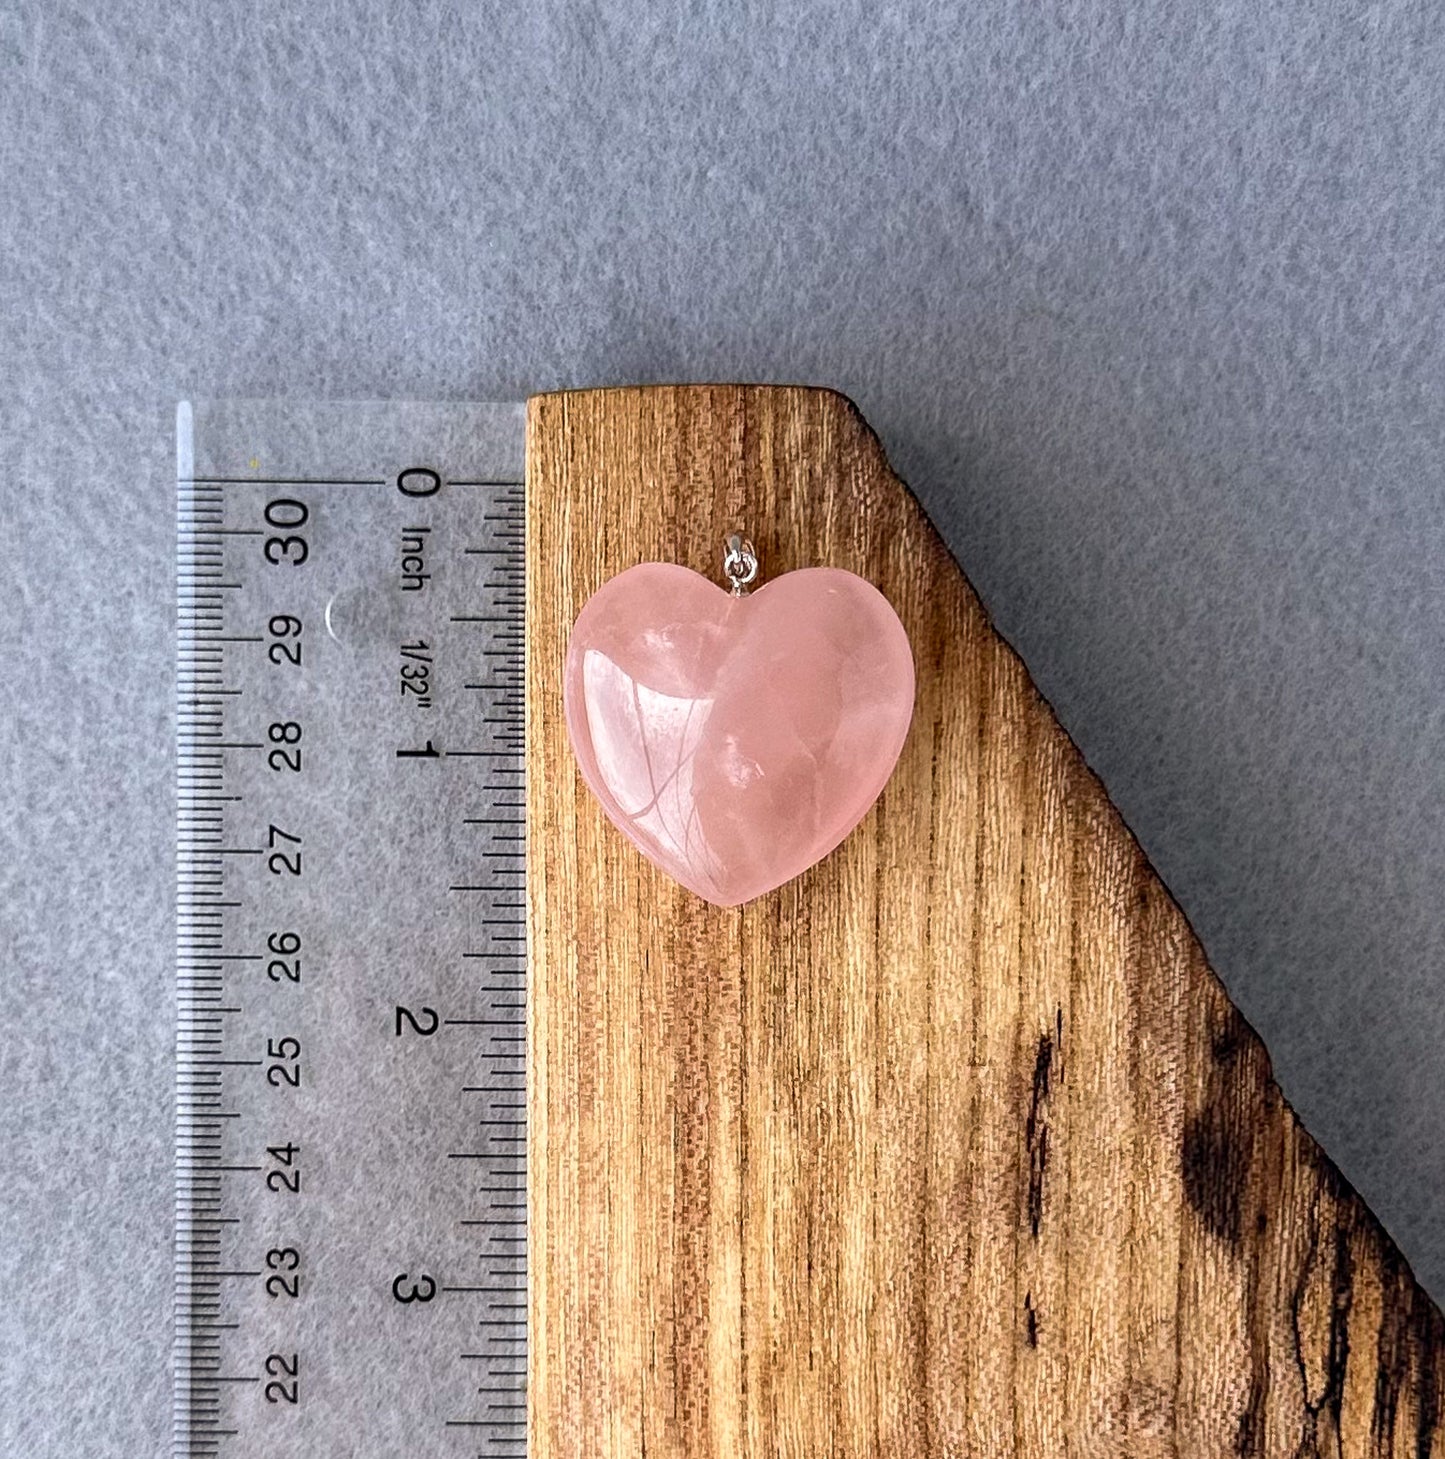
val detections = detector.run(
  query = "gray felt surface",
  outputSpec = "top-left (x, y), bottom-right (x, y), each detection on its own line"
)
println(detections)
top-left (2, 3), bottom-right (1442, 1454)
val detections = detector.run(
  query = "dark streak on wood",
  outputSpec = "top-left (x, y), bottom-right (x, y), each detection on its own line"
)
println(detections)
top-left (1238, 1159), bottom-right (1273, 1452)
top-left (1025, 1030), bottom-right (1053, 1240)
top-left (1375, 1248), bottom-right (1408, 1456)
top-left (1236, 1367), bottom-right (1267, 1456)
top-left (1182, 1005), bottom-right (1273, 1249)
top-left (1417, 1296), bottom-right (1445, 1459)
top-left (1283, 1200), bottom-right (1355, 1458)
top-left (1288, 1201), bottom-right (1325, 1459)
top-left (1212, 1005), bottom-right (1248, 1065)
top-left (1323, 1220), bottom-right (1356, 1437)
top-left (1024, 1290), bottom-right (1038, 1348)
top-left (1182, 1102), bottom-right (1247, 1246)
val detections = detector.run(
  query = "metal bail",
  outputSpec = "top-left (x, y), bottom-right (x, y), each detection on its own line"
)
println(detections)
top-left (722, 533), bottom-right (759, 596)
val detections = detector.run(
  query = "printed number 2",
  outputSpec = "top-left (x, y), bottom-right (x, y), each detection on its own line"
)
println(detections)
top-left (264, 1352), bottom-right (298, 1405)
top-left (267, 823), bottom-right (301, 878)
top-left (265, 1246), bottom-right (300, 1300)
top-left (395, 1005), bottom-right (439, 1037)
top-left (266, 1036), bottom-right (301, 1089)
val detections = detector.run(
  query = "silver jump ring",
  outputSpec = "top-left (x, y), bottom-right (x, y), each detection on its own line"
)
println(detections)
top-left (722, 533), bottom-right (759, 596)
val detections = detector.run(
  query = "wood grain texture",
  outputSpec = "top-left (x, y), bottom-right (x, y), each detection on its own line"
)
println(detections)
top-left (525, 384), bottom-right (1445, 1458)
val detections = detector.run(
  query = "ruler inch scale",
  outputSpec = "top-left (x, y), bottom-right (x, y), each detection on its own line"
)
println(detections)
top-left (173, 401), bottom-right (529, 1457)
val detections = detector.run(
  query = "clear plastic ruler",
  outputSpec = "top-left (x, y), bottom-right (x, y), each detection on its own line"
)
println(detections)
top-left (174, 401), bottom-right (529, 1457)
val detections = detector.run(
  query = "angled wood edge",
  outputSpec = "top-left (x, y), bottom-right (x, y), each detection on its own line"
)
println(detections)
top-left (525, 384), bottom-right (1445, 1458)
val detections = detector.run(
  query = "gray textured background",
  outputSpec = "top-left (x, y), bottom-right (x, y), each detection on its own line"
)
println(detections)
top-left (2, 2), bottom-right (1442, 1453)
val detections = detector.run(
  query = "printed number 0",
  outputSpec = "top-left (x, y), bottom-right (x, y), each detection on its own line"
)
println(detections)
top-left (264, 499), bottom-right (309, 566)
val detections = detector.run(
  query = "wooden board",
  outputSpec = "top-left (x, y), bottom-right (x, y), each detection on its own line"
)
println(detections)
top-left (525, 384), bottom-right (1445, 1457)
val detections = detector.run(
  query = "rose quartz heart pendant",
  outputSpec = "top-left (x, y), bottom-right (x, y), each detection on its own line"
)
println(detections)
top-left (563, 561), bottom-right (915, 906)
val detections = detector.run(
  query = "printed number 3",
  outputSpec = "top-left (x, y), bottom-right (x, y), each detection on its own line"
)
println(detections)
top-left (392, 1272), bottom-right (436, 1304)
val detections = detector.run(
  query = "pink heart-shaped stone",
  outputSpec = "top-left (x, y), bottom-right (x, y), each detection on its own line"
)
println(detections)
top-left (563, 563), bottom-right (915, 906)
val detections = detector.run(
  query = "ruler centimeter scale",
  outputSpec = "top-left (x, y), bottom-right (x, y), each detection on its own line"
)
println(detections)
top-left (174, 401), bottom-right (530, 1457)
